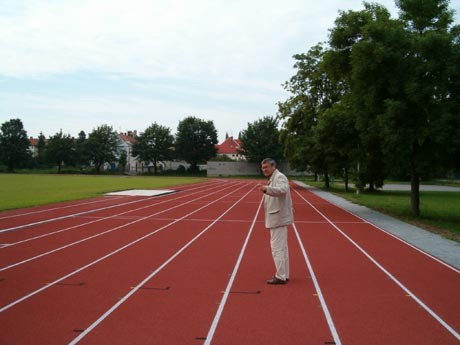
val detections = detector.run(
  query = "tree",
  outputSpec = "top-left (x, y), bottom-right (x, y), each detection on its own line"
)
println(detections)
top-left (46, 130), bottom-right (75, 173)
top-left (118, 151), bottom-right (128, 172)
top-left (75, 130), bottom-right (89, 170)
top-left (278, 44), bottom-right (343, 187)
top-left (36, 132), bottom-right (47, 167)
top-left (0, 118), bottom-right (31, 172)
top-left (175, 116), bottom-right (218, 171)
top-left (240, 116), bottom-right (284, 164)
top-left (132, 123), bottom-right (174, 174)
top-left (85, 125), bottom-right (119, 173)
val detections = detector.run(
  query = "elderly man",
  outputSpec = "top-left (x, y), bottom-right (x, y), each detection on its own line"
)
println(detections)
top-left (258, 158), bottom-right (294, 285)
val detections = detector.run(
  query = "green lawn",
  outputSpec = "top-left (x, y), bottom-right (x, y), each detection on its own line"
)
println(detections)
top-left (302, 180), bottom-right (460, 241)
top-left (0, 174), bottom-right (204, 211)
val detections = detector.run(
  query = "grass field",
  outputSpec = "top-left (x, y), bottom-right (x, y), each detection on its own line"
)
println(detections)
top-left (303, 180), bottom-right (460, 242)
top-left (0, 174), bottom-right (204, 211)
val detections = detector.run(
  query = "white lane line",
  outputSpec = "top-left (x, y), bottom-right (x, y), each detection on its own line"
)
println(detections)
top-left (204, 197), bottom-right (263, 345)
top-left (0, 183), bottom-right (251, 314)
top-left (294, 185), bottom-right (460, 274)
top-left (1, 181), bottom-right (230, 248)
top-left (293, 188), bottom-right (460, 342)
top-left (0, 182), bottom-right (241, 271)
top-left (0, 181), bottom-right (220, 233)
top-left (292, 223), bottom-right (342, 345)
top-left (0, 196), bottom-right (125, 220)
top-left (68, 184), bottom-right (257, 345)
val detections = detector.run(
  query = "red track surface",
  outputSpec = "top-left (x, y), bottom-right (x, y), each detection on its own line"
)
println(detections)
top-left (0, 179), bottom-right (459, 345)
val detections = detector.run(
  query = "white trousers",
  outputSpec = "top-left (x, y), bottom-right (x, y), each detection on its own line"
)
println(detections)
top-left (270, 226), bottom-right (289, 281)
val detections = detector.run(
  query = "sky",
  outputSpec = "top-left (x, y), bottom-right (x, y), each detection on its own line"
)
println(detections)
top-left (1, 0), bottom-right (459, 143)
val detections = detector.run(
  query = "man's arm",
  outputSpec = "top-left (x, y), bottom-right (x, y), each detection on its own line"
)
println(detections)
top-left (265, 175), bottom-right (289, 197)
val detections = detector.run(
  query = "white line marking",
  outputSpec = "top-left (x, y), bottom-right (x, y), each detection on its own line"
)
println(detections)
top-left (68, 184), bottom-right (257, 344)
top-left (0, 182), bottom-right (242, 271)
top-left (204, 197), bottom-right (263, 345)
top-left (293, 188), bottom-right (460, 341)
top-left (292, 223), bottom-right (342, 345)
top-left (0, 181), bottom-right (219, 233)
top-left (1, 181), bottom-right (229, 248)
top-left (294, 184), bottom-right (460, 274)
top-left (0, 183), bottom-right (250, 313)
top-left (0, 196), bottom-right (125, 220)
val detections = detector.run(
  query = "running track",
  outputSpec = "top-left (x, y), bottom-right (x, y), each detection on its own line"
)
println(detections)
top-left (0, 179), bottom-right (459, 345)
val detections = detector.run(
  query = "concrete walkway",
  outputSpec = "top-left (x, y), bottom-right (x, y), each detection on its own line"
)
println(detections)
top-left (294, 181), bottom-right (460, 270)
top-left (381, 184), bottom-right (460, 192)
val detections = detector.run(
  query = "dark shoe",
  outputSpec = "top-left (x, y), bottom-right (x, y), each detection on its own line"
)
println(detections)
top-left (266, 277), bottom-right (286, 285)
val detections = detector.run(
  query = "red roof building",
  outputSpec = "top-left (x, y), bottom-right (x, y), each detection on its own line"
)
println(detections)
top-left (215, 136), bottom-right (245, 160)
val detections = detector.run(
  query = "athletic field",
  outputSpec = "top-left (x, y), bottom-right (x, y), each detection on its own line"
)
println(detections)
top-left (0, 179), bottom-right (458, 344)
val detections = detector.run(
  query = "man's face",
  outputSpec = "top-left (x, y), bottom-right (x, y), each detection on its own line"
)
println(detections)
top-left (261, 163), bottom-right (276, 177)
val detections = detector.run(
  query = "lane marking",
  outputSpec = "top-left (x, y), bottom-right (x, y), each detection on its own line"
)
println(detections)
top-left (0, 181), bottom-right (220, 233)
top-left (292, 223), bottom-right (342, 345)
top-left (0, 182), bottom-right (242, 271)
top-left (0, 183), bottom-right (250, 313)
top-left (68, 184), bottom-right (257, 344)
top-left (0, 196), bottom-right (124, 220)
top-left (204, 197), bottom-right (263, 345)
top-left (1, 181), bottom-right (230, 248)
top-left (293, 188), bottom-right (460, 342)
top-left (294, 185), bottom-right (460, 274)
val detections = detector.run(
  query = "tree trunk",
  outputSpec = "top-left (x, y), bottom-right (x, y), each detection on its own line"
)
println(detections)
top-left (324, 171), bottom-right (330, 189)
top-left (95, 164), bottom-right (101, 173)
top-left (57, 163), bottom-right (61, 173)
top-left (344, 168), bottom-right (349, 192)
top-left (314, 172), bottom-right (318, 182)
top-left (153, 159), bottom-right (157, 175)
top-left (369, 182), bottom-right (375, 192)
top-left (410, 142), bottom-right (420, 216)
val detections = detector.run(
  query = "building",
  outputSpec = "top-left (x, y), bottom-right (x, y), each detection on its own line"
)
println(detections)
top-left (28, 137), bottom-right (39, 157)
top-left (215, 136), bottom-right (245, 161)
top-left (117, 131), bottom-right (143, 173)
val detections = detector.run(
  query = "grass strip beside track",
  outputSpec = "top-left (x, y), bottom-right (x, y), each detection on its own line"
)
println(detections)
top-left (0, 174), bottom-right (204, 211)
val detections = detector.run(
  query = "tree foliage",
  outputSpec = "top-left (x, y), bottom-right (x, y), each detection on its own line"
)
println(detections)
top-left (132, 123), bottom-right (174, 174)
top-left (175, 116), bottom-right (218, 171)
top-left (46, 130), bottom-right (75, 173)
top-left (240, 116), bottom-right (284, 164)
top-left (278, 0), bottom-right (460, 216)
top-left (85, 125), bottom-right (119, 173)
top-left (0, 118), bottom-right (31, 172)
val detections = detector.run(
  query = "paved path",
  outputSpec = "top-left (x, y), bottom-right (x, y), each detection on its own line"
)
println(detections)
top-left (381, 184), bottom-right (460, 192)
top-left (294, 181), bottom-right (460, 269)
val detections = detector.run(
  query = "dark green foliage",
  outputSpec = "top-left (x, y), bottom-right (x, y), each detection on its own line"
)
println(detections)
top-left (85, 125), bottom-right (119, 173)
top-left (0, 119), bottom-right (31, 172)
top-left (278, 0), bottom-right (459, 216)
top-left (175, 116), bottom-right (218, 171)
top-left (240, 116), bottom-right (284, 164)
top-left (132, 123), bottom-right (174, 174)
top-left (46, 130), bottom-right (75, 173)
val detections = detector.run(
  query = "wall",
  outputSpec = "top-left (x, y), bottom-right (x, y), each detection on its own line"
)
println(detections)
top-left (207, 161), bottom-right (305, 177)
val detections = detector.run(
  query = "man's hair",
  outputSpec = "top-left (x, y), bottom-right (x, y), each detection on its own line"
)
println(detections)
top-left (261, 158), bottom-right (276, 166)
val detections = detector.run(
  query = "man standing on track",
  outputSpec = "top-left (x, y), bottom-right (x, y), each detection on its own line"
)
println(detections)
top-left (258, 158), bottom-right (293, 285)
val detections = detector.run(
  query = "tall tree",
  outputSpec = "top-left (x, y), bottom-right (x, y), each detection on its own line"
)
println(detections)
top-left (240, 116), bottom-right (284, 164)
top-left (75, 130), bottom-right (89, 170)
top-left (85, 125), bottom-right (119, 173)
top-left (278, 44), bottom-right (343, 187)
top-left (0, 118), bottom-right (31, 172)
top-left (132, 123), bottom-right (174, 174)
top-left (175, 116), bottom-right (218, 171)
top-left (36, 132), bottom-right (47, 167)
top-left (46, 130), bottom-right (75, 173)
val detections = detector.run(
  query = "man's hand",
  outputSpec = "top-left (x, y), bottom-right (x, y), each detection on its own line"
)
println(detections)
top-left (258, 184), bottom-right (267, 193)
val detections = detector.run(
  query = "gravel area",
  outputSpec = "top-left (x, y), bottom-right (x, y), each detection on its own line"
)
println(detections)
top-left (381, 184), bottom-right (460, 192)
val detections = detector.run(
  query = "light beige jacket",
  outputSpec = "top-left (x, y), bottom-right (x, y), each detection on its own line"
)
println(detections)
top-left (263, 169), bottom-right (294, 229)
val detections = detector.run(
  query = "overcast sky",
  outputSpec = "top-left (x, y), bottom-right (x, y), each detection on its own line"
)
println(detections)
top-left (1, 0), bottom-right (459, 142)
